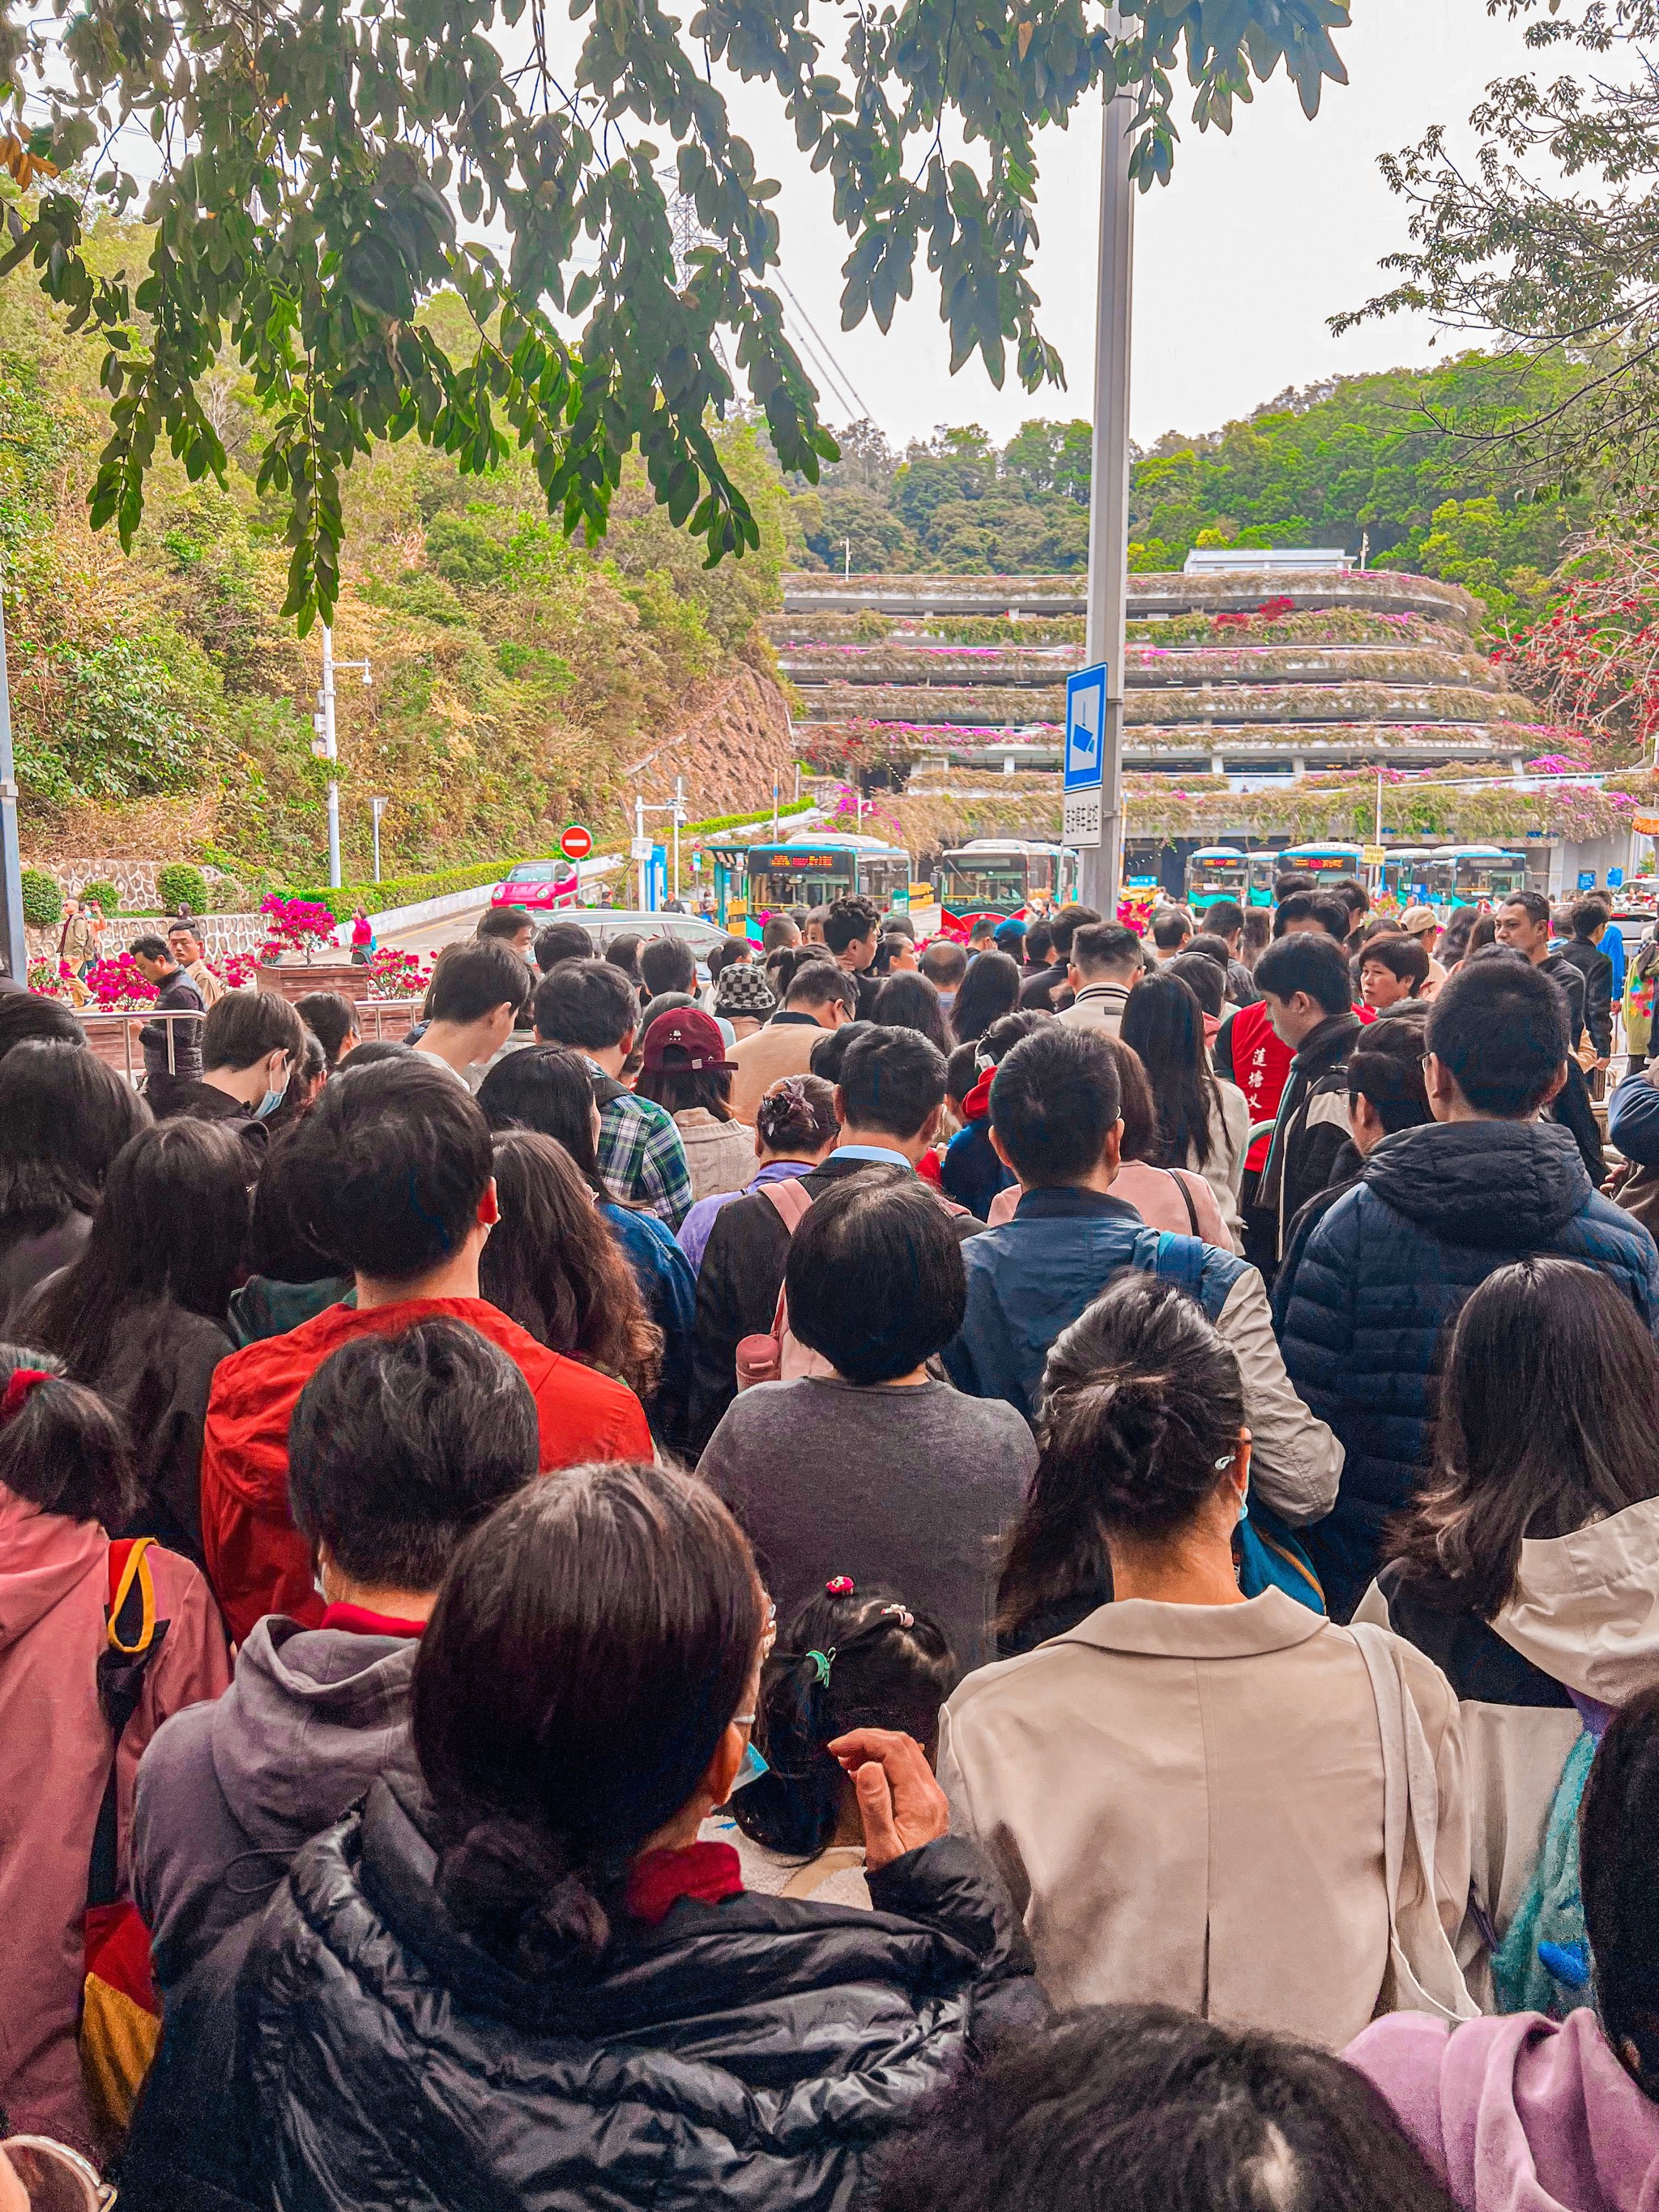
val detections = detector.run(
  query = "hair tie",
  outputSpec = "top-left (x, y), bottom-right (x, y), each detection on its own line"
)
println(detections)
top-left (804, 1649), bottom-right (834, 1688)
top-left (0, 1368), bottom-right (52, 1424)
top-left (825, 1575), bottom-right (855, 1596)
top-left (879, 1602), bottom-right (915, 1630)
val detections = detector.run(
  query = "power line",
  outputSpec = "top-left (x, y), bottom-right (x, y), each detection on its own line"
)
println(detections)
top-left (774, 271), bottom-right (874, 425)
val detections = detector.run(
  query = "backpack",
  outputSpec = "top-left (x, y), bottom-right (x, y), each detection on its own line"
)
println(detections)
top-left (80, 1535), bottom-right (169, 2144)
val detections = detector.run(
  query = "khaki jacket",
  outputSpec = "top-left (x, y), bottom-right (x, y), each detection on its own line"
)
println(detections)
top-left (727, 1016), bottom-right (825, 1127)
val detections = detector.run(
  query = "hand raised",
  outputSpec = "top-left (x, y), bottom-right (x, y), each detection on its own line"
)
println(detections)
top-left (826, 1727), bottom-right (949, 1871)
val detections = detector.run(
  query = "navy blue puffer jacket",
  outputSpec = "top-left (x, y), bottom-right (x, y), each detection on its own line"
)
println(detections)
top-left (1278, 1119), bottom-right (1659, 1619)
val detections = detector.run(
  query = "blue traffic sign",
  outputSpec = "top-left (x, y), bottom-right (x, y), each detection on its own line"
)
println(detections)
top-left (1064, 664), bottom-right (1107, 793)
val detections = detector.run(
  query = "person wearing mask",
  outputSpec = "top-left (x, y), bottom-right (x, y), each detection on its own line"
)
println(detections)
top-left (0, 1349), bottom-right (228, 2159)
top-left (638, 1006), bottom-right (754, 1202)
top-left (946, 1271), bottom-right (1471, 2047)
top-left (1249, 932), bottom-right (1363, 1269)
top-left (1147, 905), bottom-right (1194, 964)
top-left (940, 949), bottom-right (1019, 1047)
top-left (676, 1074), bottom-right (839, 1273)
top-left (26, 1121), bottom-right (249, 1561)
top-left (1056, 920), bottom-right (1144, 1037)
top-left (122, 1321), bottom-right (542, 2211)
top-left (872, 969), bottom-right (956, 1055)
top-left (1555, 897), bottom-right (1616, 1082)
top-left (532, 959), bottom-right (693, 1226)
top-left (414, 939), bottom-right (531, 1088)
top-left (942, 1024), bottom-right (1341, 1531)
top-left (700, 1171), bottom-right (1035, 1665)
top-left (1495, 892), bottom-right (1589, 1049)
top-left (710, 1581), bottom-right (957, 1907)
top-left (1280, 959), bottom-right (1659, 1621)
top-left (292, 989), bottom-right (360, 1071)
top-left (689, 1027), bottom-right (982, 1450)
top-left (880, 2006), bottom-right (1460, 2212)
top-left (128, 933), bottom-right (207, 1113)
top-left (1120, 969), bottom-right (1248, 1245)
top-left (1401, 905), bottom-right (1451, 997)
top-left (1019, 903), bottom-right (1102, 1011)
top-left (198, 1058), bottom-right (653, 1642)
top-left (260, 1025), bottom-right (328, 1134)
top-left (476, 904), bottom-right (536, 965)
top-left (0, 1044), bottom-right (148, 1331)
top-left (944, 1011), bottom-right (1050, 1220)
top-left (1348, 1683), bottom-right (1659, 2212)
top-left (711, 962), bottom-right (777, 1038)
top-left (823, 895), bottom-right (883, 1018)
top-left (1196, 898), bottom-right (1261, 1006)
top-left (146, 988), bottom-right (305, 1155)
top-left (236, 1466), bottom-right (1039, 2209)
top-left (918, 937), bottom-right (968, 1020)
top-left (163, 917), bottom-right (227, 1009)
top-left (1360, 933), bottom-right (1431, 1012)
top-left (727, 959), bottom-right (857, 1123)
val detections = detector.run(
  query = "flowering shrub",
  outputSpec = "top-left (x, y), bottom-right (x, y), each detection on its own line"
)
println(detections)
top-left (26, 957), bottom-right (70, 998)
top-left (1495, 533), bottom-right (1659, 769)
top-left (365, 946), bottom-right (432, 1000)
top-left (222, 952), bottom-right (258, 990)
top-left (259, 894), bottom-right (338, 962)
top-left (1116, 897), bottom-right (1149, 934)
top-left (82, 954), bottom-right (159, 1010)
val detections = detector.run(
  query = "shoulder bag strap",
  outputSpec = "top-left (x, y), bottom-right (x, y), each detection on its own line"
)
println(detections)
top-left (760, 1176), bottom-right (816, 1233)
top-left (87, 1539), bottom-right (164, 1911)
top-left (1167, 1168), bottom-right (1201, 1236)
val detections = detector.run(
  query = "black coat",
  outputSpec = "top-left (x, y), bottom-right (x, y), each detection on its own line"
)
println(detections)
top-left (238, 1777), bottom-right (1042, 2212)
top-left (1555, 936), bottom-right (1615, 1058)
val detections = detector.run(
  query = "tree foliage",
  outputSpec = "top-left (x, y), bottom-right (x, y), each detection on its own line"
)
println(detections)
top-left (1496, 527), bottom-right (1659, 766)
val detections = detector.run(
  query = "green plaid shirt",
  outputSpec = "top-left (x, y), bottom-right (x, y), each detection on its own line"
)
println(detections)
top-left (595, 1084), bottom-right (693, 1228)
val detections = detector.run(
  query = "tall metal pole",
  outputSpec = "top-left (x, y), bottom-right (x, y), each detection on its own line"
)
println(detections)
top-left (321, 624), bottom-right (341, 890)
top-left (0, 583), bottom-right (23, 984)
top-left (1078, 70), bottom-right (1137, 918)
top-left (672, 775), bottom-right (684, 901)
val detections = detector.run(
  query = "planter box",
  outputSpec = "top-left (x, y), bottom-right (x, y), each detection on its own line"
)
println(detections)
top-left (257, 960), bottom-right (372, 1003)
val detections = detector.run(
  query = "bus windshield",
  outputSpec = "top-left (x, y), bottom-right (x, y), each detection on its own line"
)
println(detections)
top-left (939, 845), bottom-right (1075, 917)
top-left (742, 843), bottom-right (911, 912)
top-left (1184, 850), bottom-right (1249, 909)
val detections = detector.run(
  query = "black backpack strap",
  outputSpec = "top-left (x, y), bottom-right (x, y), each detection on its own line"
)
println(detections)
top-left (87, 1539), bottom-right (171, 1911)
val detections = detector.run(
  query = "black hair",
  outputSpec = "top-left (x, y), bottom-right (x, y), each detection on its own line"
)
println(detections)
top-left (1582, 1682), bottom-right (1659, 2100)
top-left (639, 935), bottom-right (698, 999)
top-left (882, 912), bottom-right (918, 941)
top-left (288, 1318), bottom-right (539, 1592)
top-left (202, 989), bottom-right (305, 1073)
top-left (128, 933), bottom-right (173, 963)
top-left (1499, 889), bottom-right (1552, 929)
top-left (734, 1583), bottom-right (957, 1857)
top-left (1069, 922), bottom-right (1144, 979)
top-left (1183, 930), bottom-right (1234, 972)
top-left (604, 933), bottom-right (645, 985)
top-left (261, 1026), bottom-right (329, 1134)
top-left (533, 959), bottom-right (640, 1052)
top-left (835, 1027), bottom-right (948, 1142)
top-left (1426, 954), bottom-right (1567, 1117)
top-left (0, 1342), bottom-right (134, 1529)
top-left (1330, 875), bottom-right (1371, 919)
top-left (783, 955), bottom-right (858, 1013)
top-left (1099, 1036), bottom-right (1159, 1164)
top-left (968, 916), bottom-right (996, 941)
top-left (478, 1041), bottom-right (604, 1189)
top-left (245, 1128), bottom-right (347, 1284)
top-left (989, 1026), bottom-right (1122, 1188)
top-left (1204, 899), bottom-right (1246, 939)
top-left (871, 971), bottom-right (955, 1056)
top-left (427, 939), bottom-right (532, 1027)
top-left (1359, 934), bottom-right (1431, 993)
top-left (280, 1058), bottom-right (494, 1281)
top-left (0, 993), bottom-right (83, 1061)
top-left (293, 990), bottom-right (360, 1070)
top-left (1437, 906), bottom-right (1482, 965)
top-left (996, 1273), bottom-right (1244, 1652)
top-left (0, 1041), bottom-right (151, 1250)
top-left (415, 1465), bottom-right (762, 1966)
top-left (477, 904), bottom-right (535, 944)
top-left (1346, 1014), bottom-right (1432, 1134)
top-left (534, 920), bottom-right (594, 975)
top-left (1149, 906), bottom-right (1192, 953)
top-left (1253, 931), bottom-right (1353, 1017)
top-left (876, 2004), bottom-right (1460, 2212)
top-left (823, 896), bottom-right (881, 958)
top-left (1119, 971), bottom-right (1228, 1172)
top-left (706, 937), bottom-right (748, 981)
top-left (336, 1036), bottom-right (410, 1067)
top-left (638, 1045), bottom-right (734, 1124)
top-left (1162, 950), bottom-right (1226, 1020)
top-left (1270, 891), bottom-right (1350, 943)
top-left (1568, 898), bottom-right (1608, 941)
top-left (1023, 920), bottom-right (1054, 967)
top-left (946, 1038), bottom-right (979, 1112)
top-left (786, 1167), bottom-right (966, 1383)
top-left (919, 940), bottom-right (968, 989)
top-left (1273, 868), bottom-right (1318, 898)
top-left (755, 1073), bottom-right (839, 1157)
top-left (809, 1017), bottom-right (876, 1087)
top-left (1047, 903), bottom-right (1102, 961)
top-left (761, 915), bottom-right (800, 953)
top-left (947, 950), bottom-right (1021, 1045)
top-left (1386, 1258), bottom-right (1659, 1618)
top-left (979, 1010), bottom-right (1051, 1065)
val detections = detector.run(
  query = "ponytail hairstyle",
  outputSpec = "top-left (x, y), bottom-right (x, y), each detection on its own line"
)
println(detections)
top-left (733, 1581), bottom-right (957, 1859)
top-left (413, 1464), bottom-right (763, 1971)
top-left (0, 1342), bottom-right (135, 1528)
top-left (754, 1073), bottom-right (838, 1159)
top-left (995, 1271), bottom-right (1245, 1652)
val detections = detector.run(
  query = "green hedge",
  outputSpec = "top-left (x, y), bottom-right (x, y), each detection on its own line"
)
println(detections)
top-left (21, 869), bottom-right (61, 927)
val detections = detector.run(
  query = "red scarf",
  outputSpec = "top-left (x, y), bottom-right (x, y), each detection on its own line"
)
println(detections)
top-left (624, 1843), bottom-right (744, 1926)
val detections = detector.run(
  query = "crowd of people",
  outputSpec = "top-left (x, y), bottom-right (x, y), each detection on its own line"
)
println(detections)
top-left (2, 870), bottom-right (1659, 2211)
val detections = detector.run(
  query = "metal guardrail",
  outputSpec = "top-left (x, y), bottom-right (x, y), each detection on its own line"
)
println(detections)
top-left (76, 998), bottom-right (423, 1085)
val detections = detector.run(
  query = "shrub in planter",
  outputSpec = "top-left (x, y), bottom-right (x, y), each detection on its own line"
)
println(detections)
top-left (76, 878), bottom-right (122, 915)
top-left (20, 869), bottom-right (61, 928)
top-left (158, 863), bottom-right (209, 915)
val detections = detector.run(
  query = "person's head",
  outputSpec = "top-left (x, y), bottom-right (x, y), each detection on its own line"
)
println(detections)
top-left (1023, 920), bottom-right (1054, 970)
top-left (1583, 1682), bottom-right (1659, 2099)
top-left (477, 1041), bottom-right (604, 1189)
top-left (785, 1167), bottom-right (966, 1382)
top-left (1183, 929), bottom-right (1234, 976)
top-left (533, 958), bottom-right (640, 1063)
top-left (875, 2003), bottom-right (1459, 2212)
top-left (1068, 922), bottom-right (1144, 989)
top-left (1400, 903), bottom-right (1441, 950)
top-left (604, 932), bottom-right (645, 985)
top-left (712, 962), bottom-right (778, 1031)
top-left (1437, 905), bottom-right (1481, 966)
top-left (1569, 897), bottom-right (1608, 945)
top-left (197, 987), bottom-right (306, 1111)
top-left (0, 992), bottom-right (83, 1062)
top-left (754, 1073), bottom-right (840, 1164)
top-left (1494, 889), bottom-right (1555, 963)
top-left (415, 1465), bottom-right (764, 1964)
top-left (989, 1025), bottom-right (1122, 1190)
top-left (761, 914), bottom-right (800, 953)
top-left (1252, 932), bottom-right (1353, 1049)
top-left (1423, 954), bottom-right (1568, 1120)
top-left (993, 917), bottom-right (1027, 959)
top-left (1047, 903), bottom-right (1102, 963)
top-left (0, 1042), bottom-right (150, 1241)
top-left (1149, 905), bottom-right (1192, 957)
top-left (638, 1006), bottom-right (736, 1121)
top-left (834, 1027), bottom-right (949, 1152)
top-left (1162, 950), bottom-right (1226, 1021)
top-left (335, 1036), bottom-right (409, 1068)
top-left (804, 904), bottom-right (830, 945)
top-left (477, 904), bottom-right (536, 960)
top-left (918, 939), bottom-right (968, 996)
top-left (532, 920), bottom-right (594, 976)
top-left (165, 917), bottom-right (206, 967)
top-left (871, 971), bottom-right (955, 1055)
top-left (1119, 971), bottom-right (1221, 1171)
top-left (881, 911), bottom-right (918, 942)
top-left (127, 933), bottom-right (177, 984)
top-left (946, 949), bottom-right (1021, 1045)
top-left (280, 1058), bottom-right (497, 1287)
top-left (1240, 907), bottom-right (1272, 966)
top-left (734, 1579), bottom-right (956, 1859)
top-left (478, 1131), bottom-right (661, 1400)
top-left (873, 929), bottom-right (919, 977)
top-left (1345, 1012), bottom-right (1432, 1155)
top-left (245, 1128), bottom-right (347, 1284)
top-left (784, 957), bottom-right (859, 1027)
top-left (425, 940), bottom-right (532, 1053)
top-left (967, 916), bottom-right (996, 952)
top-left (293, 990), bottom-right (360, 1072)
top-left (705, 937), bottom-right (748, 983)
top-left (1096, 1036), bottom-right (1160, 1164)
top-left (262, 1025), bottom-right (329, 1131)
top-left (1330, 875), bottom-right (1371, 925)
top-left (824, 896), bottom-right (881, 969)
top-left (1359, 933), bottom-right (1431, 1010)
top-left (1270, 890), bottom-right (1351, 943)
top-left (1203, 898), bottom-right (1245, 950)
top-left (638, 933), bottom-right (697, 1001)
top-left (0, 1344), bottom-right (134, 1529)
top-left (809, 1016), bottom-right (876, 1087)
top-left (289, 1318), bottom-right (539, 1607)
top-left (1273, 868), bottom-right (1317, 899)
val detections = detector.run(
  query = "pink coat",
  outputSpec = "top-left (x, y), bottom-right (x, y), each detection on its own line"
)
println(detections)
top-left (0, 1488), bottom-right (229, 2158)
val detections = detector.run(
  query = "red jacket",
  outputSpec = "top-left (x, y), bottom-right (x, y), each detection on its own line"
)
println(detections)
top-left (1222, 1000), bottom-right (1376, 1171)
top-left (199, 1296), bottom-right (653, 1645)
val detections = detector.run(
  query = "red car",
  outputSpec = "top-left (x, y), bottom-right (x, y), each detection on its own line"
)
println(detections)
top-left (491, 860), bottom-right (580, 912)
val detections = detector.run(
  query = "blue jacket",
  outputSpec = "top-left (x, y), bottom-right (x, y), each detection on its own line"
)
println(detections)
top-left (942, 1186), bottom-right (1246, 1420)
top-left (941, 1118), bottom-right (1014, 1222)
top-left (602, 1202), bottom-right (697, 1450)
top-left (1279, 1119), bottom-right (1659, 1619)
top-left (1609, 1066), bottom-right (1659, 1167)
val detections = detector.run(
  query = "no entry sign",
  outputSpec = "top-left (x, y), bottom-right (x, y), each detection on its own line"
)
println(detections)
top-left (560, 824), bottom-right (593, 861)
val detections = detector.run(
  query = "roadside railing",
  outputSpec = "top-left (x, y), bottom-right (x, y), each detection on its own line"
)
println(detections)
top-left (76, 999), bottom-right (422, 1085)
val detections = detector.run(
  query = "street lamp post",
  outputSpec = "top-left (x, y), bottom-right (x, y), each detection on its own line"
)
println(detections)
top-left (314, 626), bottom-right (372, 890)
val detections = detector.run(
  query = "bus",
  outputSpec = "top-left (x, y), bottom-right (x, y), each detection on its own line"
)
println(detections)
top-left (1183, 847), bottom-right (1251, 912)
top-left (1420, 845), bottom-right (1532, 910)
top-left (706, 832), bottom-right (913, 929)
top-left (936, 840), bottom-right (1080, 927)
top-left (1380, 850), bottom-right (1435, 909)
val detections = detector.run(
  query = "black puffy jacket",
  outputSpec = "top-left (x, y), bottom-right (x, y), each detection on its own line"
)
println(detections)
top-left (241, 1776), bottom-right (1043, 2212)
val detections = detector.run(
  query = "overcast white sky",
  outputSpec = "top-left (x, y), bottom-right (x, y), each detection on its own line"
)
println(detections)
top-left (731, 0), bottom-right (1535, 451)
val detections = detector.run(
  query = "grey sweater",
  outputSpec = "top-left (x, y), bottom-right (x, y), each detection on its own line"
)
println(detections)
top-left (698, 1376), bottom-right (1037, 1668)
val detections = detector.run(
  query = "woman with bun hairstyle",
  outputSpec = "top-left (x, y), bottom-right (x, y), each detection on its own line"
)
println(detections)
top-left (707, 1578), bottom-right (957, 1907)
top-left (240, 1464), bottom-right (1038, 2210)
top-left (0, 1345), bottom-right (228, 2159)
top-left (675, 1072), bottom-right (840, 1274)
top-left (944, 1270), bottom-right (1472, 2049)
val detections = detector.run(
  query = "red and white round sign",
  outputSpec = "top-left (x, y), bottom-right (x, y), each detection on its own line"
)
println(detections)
top-left (560, 824), bottom-right (593, 861)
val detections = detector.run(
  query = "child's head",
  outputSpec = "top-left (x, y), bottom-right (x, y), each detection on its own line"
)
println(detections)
top-left (0, 1343), bottom-right (132, 1527)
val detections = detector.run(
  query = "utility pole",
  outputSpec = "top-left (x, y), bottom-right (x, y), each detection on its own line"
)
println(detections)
top-left (370, 796), bottom-right (387, 885)
top-left (314, 626), bottom-right (372, 890)
top-left (0, 574), bottom-right (23, 984)
top-left (672, 775), bottom-right (685, 900)
top-left (1077, 67), bottom-right (1137, 918)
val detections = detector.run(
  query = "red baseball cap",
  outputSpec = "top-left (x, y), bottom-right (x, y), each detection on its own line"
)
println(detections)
top-left (641, 1006), bottom-right (736, 1074)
